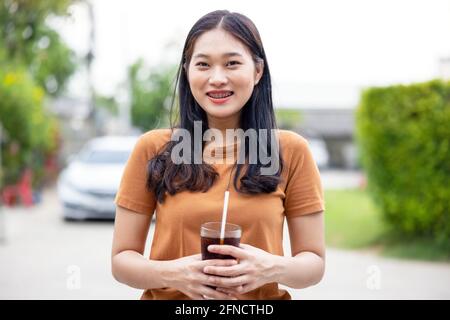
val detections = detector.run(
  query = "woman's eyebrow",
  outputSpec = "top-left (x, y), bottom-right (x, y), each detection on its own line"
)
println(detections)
top-left (193, 52), bottom-right (244, 59)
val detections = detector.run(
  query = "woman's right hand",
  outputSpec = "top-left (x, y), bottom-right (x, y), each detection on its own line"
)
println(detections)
top-left (165, 254), bottom-right (238, 300)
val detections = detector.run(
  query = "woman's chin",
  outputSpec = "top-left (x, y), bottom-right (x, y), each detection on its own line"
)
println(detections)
top-left (205, 107), bottom-right (239, 119)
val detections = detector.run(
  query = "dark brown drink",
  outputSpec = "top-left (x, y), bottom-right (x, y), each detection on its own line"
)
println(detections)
top-left (200, 222), bottom-right (242, 289)
top-left (201, 236), bottom-right (240, 260)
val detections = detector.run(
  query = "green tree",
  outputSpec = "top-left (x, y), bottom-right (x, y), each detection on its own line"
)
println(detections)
top-left (94, 93), bottom-right (119, 116)
top-left (275, 108), bottom-right (302, 130)
top-left (0, 0), bottom-right (78, 96)
top-left (0, 65), bottom-right (59, 188)
top-left (129, 59), bottom-right (175, 131)
top-left (0, 0), bottom-right (79, 193)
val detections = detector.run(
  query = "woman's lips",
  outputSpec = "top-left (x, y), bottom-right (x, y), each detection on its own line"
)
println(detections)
top-left (207, 93), bottom-right (233, 105)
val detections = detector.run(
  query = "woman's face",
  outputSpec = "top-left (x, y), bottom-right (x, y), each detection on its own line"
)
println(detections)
top-left (186, 28), bottom-right (263, 127)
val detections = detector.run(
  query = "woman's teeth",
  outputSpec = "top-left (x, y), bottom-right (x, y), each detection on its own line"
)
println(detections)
top-left (207, 92), bottom-right (233, 98)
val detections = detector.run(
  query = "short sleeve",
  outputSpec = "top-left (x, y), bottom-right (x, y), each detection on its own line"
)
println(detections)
top-left (114, 133), bottom-right (159, 216)
top-left (284, 134), bottom-right (325, 218)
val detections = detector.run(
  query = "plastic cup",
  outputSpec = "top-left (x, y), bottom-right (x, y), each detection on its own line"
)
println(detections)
top-left (200, 222), bottom-right (241, 260)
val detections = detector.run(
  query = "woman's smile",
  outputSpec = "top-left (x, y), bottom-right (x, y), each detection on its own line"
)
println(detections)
top-left (207, 91), bottom-right (234, 105)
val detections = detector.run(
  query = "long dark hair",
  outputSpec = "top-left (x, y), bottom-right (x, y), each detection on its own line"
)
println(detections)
top-left (147, 10), bottom-right (284, 203)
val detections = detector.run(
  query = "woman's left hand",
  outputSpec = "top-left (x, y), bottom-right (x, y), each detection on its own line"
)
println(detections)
top-left (203, 243), bottom-right (281, 295)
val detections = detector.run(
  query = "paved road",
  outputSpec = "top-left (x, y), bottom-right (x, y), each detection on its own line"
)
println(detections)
top-left (0, 185), bottom-right (449, 300)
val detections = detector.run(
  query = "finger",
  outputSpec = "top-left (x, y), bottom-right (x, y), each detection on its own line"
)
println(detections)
top-left (205, 274), bottom-right (249, 288)
top-left (217, 285), bottom-right (244, 295)
top-left (201, 259), bottom-right (238, 268)
top-left (238, 243), bottom-right (253, 249)
top-left (216, 286), bottom-right (235, 294)
top-left (208, 245), bottom-right (248, 259)
top-left (201, 286), bottom-right (237, 300)
top-left (216, 287), bottom-right (240, 299)
top-left (203, 264), bottom-right (246, 277)
top-left (238, 283), bottom-right (257, 295)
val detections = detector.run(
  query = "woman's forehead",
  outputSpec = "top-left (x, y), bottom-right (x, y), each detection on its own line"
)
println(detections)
top-left (191, 29), bottom-right (251, 58)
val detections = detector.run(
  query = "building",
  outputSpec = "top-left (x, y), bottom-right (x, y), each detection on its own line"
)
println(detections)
top-left (295, 108), bottom-right (358, 169)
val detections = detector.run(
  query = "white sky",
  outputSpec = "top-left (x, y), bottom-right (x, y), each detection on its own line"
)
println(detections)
top-left (54, 0), bottom-right (450, 108)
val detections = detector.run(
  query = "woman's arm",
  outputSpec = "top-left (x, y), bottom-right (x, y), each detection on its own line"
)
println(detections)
top-left (205, 210), bottom-right (325, 294)
top-left (274, 210), bottom-right (325, 289)
top-left (111, 205), bottom-right (169, 289)
top-left (111, 205), bottom-right (238, 299)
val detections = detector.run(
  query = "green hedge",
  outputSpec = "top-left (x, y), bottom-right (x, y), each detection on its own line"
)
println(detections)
top-left (0, 65), bottom-right (59, 189)
top-left (355, 79), bottom-right (450, 241)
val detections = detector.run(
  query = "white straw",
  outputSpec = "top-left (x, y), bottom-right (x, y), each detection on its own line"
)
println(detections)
top-left (219, 190), bottom-right (230, 242)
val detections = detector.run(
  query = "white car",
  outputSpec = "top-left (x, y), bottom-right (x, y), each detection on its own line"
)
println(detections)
top-left (57, 135), bottom-right (139, 220)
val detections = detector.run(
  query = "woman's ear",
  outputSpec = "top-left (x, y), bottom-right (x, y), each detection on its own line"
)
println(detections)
top-left (254, 59), bottom-right (264, 85)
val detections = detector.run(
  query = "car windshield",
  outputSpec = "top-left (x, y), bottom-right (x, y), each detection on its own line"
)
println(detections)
top-left (78, 150), bottom-right (130, 164)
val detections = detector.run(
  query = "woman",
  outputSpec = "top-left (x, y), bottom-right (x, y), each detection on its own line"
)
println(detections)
top-left (111, 10), bottom-right (325, 300)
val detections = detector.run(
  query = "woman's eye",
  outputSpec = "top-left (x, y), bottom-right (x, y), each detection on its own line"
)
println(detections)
top-left (195, 61), bottom-right (240, 68)
top-left (227, 61), bottom-right (240, 66)
top-left (196, 62), bottom-right (209, 67)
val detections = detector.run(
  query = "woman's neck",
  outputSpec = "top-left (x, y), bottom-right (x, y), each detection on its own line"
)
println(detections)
top-left (207, 114), bottom-right (241, 145)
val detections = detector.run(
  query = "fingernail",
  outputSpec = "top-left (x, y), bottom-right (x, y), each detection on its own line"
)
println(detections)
top-left (208, 245), bottom-right (215, 251)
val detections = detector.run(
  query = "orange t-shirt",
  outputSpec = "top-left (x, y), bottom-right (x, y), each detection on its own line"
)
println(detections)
top-left (114, 128), bottom-right (325, 300)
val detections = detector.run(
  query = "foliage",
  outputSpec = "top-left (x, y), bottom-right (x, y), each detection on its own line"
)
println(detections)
top-left (355, 79), bottom-right (450, 241)
top-left (94, 93), bottom-right (119, 116)
top-left (0, 0), bottom-right (78, 96)
top-left (0, 65), bottom-right (59, 189)
top-left (275, 108), bottom-right (302, 130)
top-left (128, 59), bottom-right (175, 131)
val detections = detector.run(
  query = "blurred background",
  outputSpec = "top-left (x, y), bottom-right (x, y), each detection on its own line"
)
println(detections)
top-left (0, 0), bottom-right (449, 299)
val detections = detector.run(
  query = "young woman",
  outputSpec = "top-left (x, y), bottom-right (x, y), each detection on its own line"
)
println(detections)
top-left (111, 10), bottom-right (325, 300)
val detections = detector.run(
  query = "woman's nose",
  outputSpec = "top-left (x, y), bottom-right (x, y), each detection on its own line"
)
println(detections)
top-left (208, 68), bottom-right (228, 85)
